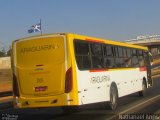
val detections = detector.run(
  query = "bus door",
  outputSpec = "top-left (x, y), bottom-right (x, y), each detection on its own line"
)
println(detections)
top-left (144, 52), bottom-right (153, 87)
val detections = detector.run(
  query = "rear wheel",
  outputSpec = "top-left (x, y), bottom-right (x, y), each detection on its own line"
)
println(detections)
top-left (109, 86), bottom-right (118, 110)
top-left (139, 80), bottom-right (147, 97)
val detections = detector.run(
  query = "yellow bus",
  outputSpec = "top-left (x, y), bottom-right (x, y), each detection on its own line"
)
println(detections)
top-left (11, 33), bottom-right (152, 110)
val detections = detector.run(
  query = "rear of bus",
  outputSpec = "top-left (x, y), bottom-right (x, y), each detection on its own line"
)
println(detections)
top-left (12, 34), bottom-right (77, 108)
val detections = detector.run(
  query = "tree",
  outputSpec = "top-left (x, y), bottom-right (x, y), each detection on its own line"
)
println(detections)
top-left (7, 47), bottom-right (11, 56)
top-left (0, 48), bottom-right (6, 57)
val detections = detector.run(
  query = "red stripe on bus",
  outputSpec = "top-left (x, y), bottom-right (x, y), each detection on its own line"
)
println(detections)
top-left (139, 67), bottom-right (147, 71)
top-left (90, 69), bottom-right (107, 72)
top-left (86, 38), bottom-right (105, 43)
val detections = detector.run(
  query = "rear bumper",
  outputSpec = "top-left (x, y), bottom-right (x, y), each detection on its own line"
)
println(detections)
top-left (13, 94), bottom-right (68, 108)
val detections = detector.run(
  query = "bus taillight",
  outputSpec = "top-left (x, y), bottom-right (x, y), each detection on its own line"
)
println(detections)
top-left (65, 67), bottom-right (72, 93)
top-left (13, 74), bottom-right (20, 97)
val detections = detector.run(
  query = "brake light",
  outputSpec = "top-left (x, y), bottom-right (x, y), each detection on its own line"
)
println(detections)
top-left (13, 74), bottom-right (20, 97)
top-left (65, 67), bottom-right (72, 93)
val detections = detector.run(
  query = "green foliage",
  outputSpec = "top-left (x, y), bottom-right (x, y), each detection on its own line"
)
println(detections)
top-left (7, 49), bottom-right (11, 56)
top-left (0, 49), bottom-right (6, 57)
top-left (0, 48), bottom-right (11, 57)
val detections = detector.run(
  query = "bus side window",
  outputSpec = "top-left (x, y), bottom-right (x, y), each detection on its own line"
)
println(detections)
top-left (118, 47), bottom-right (123, 57)
top-left (138, 50), bottom-right (145, 67)
top-left (104, 45), bottom-right (115, 68)
top-left (131, 49), bottom-right (138, 67)
top-left (125, 48), bottom-right (132, 67)
top-left (91, 43), bottom-right (103, 69)
top-left (123, 48), bottom-right (127, 58)
top-left (104, 45), bottom-right (113, 56)
top-left (139, 56), bottom-right (145, 67)
top-left (132, 56), bottom-right (139, 67)
top-left (74, 40), bottom-right (91, 70)
top-left (124, 58), bottom-right (132, 67)
top-left (116, 47), bottom-right (125, 67)
top-left (126, 48), bottom-right (131, 58)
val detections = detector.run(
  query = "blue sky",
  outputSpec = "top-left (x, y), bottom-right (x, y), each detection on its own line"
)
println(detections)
top-left (0, 0), bottom-right (160, 48)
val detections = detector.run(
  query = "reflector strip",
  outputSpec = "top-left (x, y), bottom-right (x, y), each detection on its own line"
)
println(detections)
top-left (86, 38), bottom-right (105, 43)
top-left (90, 69), bottom-right (107, 72)
top-left (139, 67), bottom-right (147, 71)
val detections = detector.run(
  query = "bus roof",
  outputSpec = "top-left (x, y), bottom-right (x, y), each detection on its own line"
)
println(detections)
top-left (72, 33), bottom-right (148, 50)
top-left (13, 33), bottom-right (148, 51)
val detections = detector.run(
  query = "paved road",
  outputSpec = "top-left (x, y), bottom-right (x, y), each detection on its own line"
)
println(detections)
top-left (0, 78), bottom-right (160, 120)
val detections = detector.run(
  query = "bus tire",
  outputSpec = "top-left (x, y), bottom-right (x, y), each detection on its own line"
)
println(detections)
top-left (139, 80), bottom-right (147, 97)
top-left (109, 85), bottom-right (118, 110)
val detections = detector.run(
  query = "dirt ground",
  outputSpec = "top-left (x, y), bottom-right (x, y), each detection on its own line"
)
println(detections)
top-left (0, 69), bottom-right (12, 92)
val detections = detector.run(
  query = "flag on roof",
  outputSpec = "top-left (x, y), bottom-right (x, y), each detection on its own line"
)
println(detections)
top-left (28, 21), bottom-right (41, 33)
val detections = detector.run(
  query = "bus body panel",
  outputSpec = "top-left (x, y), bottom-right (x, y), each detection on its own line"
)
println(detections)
top-left (12, 34), bottom-right (81, 108)
top-left (72, 34), bottom-right (149, 105)
top-left (15, 36), bottom-right (65, 95)
top-left (12, 33), bottom-right (151, 108)
top-left (76, 69), bottom-right (110, 104)
top-left (76, 68), bottom-right (147, 105)
top-left (65, 34), bottom-right (79, 106)
top-left (12, 35), bottom-right (76, 108)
